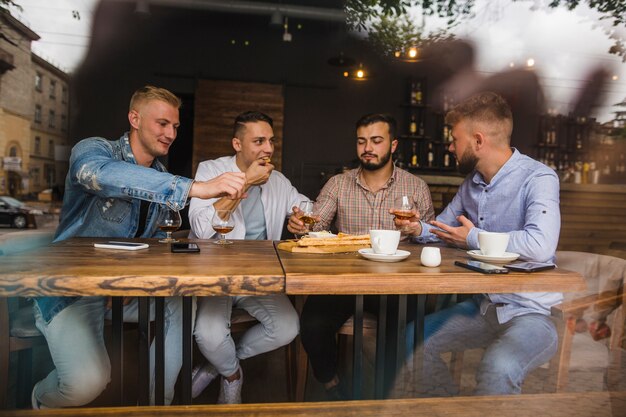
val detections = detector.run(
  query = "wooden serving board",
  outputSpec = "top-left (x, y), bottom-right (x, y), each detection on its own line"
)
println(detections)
top-left (276, 240), bottom-right (370, 254)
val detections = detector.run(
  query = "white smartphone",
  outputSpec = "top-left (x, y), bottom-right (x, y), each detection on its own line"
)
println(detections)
top-left (94, 241), bottom-right (149, 251)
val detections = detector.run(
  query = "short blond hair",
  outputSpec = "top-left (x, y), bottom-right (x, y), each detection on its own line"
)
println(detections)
top-left (129, 85), bottom-right (181, 112)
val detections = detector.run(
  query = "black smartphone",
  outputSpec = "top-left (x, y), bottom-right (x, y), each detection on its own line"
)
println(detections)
top-left (171, 243), bottom-right (200, 253)
top-left (455, 260), bottom-right (509, 274)
top-left (504, 261), bottom-right (556, 272)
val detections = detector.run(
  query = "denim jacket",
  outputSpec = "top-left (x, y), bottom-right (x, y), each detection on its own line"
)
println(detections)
top-left (33, 133), bottom-right (194, 323)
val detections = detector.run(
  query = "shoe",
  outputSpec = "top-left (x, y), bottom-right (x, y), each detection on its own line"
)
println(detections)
top-left (191, 361), bottom-right (219, 399)
top-left (31, 384), bottom-right (47, 409)
top-left (325, 382), bottom-right (350, 401)
top-left (217, 366), bottom-right (243, 404)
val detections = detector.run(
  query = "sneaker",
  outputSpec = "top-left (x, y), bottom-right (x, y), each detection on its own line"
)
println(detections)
top-left (31, 384), bottom-right (47, 409)
top-left (217, 366), bottom-right (243, 404)
top-left (191, 361), bottom-right (219, 399)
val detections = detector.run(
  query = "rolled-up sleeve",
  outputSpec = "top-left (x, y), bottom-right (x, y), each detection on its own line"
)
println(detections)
top-left (508, 173), bottom-right (560, 262)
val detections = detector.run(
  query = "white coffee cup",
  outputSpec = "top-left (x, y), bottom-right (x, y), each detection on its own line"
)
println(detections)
top-left (478, 231), bottom-right (510, 257)
top-left (370, 229), bottom-right (401, 255)
top-left (420, 247), bottom-right (441, 267)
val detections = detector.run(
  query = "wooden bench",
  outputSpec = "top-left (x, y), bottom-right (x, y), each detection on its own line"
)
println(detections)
top-left (4, 392), bottom-right (624, 416)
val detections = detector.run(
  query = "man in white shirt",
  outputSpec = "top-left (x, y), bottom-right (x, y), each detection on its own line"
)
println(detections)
top-left (188, 111), bottom-right (306, 403)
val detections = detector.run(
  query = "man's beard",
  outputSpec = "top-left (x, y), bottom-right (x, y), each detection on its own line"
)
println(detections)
top-left (360, 148), bottom-right (392, 171)
top-left (456, 147), bottom-right (478, 175)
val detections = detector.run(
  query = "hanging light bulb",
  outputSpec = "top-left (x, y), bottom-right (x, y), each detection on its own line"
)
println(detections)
top-left (352, 63), bottom-right (367, 81)
top-left (408, 47), bottom-right (418, 59)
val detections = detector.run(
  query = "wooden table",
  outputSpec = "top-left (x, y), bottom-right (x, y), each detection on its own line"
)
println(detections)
top-left (0, 238), bottom-right (284, 298)
top-left (1, 238), bottom-right (586, 406)
top-left (277, 242), bottom-right (586, 399)
top-left (0, 238), bottom-right (284, 406)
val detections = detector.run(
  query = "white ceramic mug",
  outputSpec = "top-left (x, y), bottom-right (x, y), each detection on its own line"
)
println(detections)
top-left (420, 246), bottom-right (441, 267)
top-left (370, 230), bottom-right (400, 255)
top-left (478, 231), bottom-right (510, 257)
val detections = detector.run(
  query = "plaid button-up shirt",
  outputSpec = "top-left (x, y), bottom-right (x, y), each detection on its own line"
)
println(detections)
top-left (313, 166), bottom-right (434, 235)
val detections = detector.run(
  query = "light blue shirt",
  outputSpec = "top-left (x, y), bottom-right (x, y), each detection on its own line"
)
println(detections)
top-left (416, 149), bottom-right (562, 322)
top-left (241, 186), bottom-right (267, 240)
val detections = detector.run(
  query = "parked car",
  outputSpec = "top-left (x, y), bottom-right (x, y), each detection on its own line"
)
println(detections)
top-left (0, 196), bottom-right (42, 229)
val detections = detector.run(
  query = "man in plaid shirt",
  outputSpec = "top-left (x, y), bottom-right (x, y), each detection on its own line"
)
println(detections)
top-left (288, 113), bottom-right (434, 400)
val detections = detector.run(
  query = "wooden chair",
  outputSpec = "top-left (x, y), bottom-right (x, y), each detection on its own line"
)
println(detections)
top-left (450, 251), bottom-right (626, 393)
top-left (0, 298), bottom-right (47, 409)
top-left (547, 251), bottom-right (626, 392)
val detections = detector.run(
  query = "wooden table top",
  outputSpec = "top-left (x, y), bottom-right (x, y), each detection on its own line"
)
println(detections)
top-left (0, 239), bottom-right (586, 298)
top-left (279, 243), bottom-right (587, 295)
top-left (0, 238), bottom-right (284, 297)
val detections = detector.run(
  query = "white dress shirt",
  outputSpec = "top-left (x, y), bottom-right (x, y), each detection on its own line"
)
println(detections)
top-left (189, 155), bottom-right (308, 240)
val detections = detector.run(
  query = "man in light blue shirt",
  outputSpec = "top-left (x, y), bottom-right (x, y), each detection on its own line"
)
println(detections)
top-left (397, 91), bottom-right (561, 396)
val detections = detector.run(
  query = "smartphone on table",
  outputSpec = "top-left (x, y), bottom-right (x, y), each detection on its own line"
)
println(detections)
top-left (171, 242), bottom-right (200, 253)
top-left (504, 261), bottom-right (556, 272)
top-left (94, 241), bottom-right (149, 251)
top-left (455, 260), bottom-right (509, 274)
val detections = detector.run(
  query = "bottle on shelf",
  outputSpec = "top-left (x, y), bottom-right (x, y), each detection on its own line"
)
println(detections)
top-left (409, 114), bottom-right (417, 134)
top-left (396, 152), bottom-right (405, 169)
top-left (418, 120), bottom-right (425, 137)
top-left (548, 152), bottom-right (557, 170)
top-left (442, 125), bottom-right (450, 142)
top-left (410, 81), bottom-right (417, 105)
top-left (443, 152), bottom-right (450, 168)
top-left (427, 142), bottom-right (434, 168)
top-left (414, 82), bottom-right (423, 105)
top-left (410, 141), bottom-right (419, 167)
top-left (582, 161), bottom-right (590, 184)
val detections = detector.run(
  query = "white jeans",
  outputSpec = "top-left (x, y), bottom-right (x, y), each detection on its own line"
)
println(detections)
top-left (33, 296), bottom-right (193, 407)
top-left (194, 295), bottom-right (299, 377)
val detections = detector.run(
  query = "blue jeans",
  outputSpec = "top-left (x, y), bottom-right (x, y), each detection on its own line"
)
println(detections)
top-left (33, 296), bottom-right (191, 407)
top-left (194, 295), bottom-right (299, 377)
top-left (417, 298), bottom-right (557, 396)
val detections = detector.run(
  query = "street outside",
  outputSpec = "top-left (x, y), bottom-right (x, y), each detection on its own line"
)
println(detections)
top-left (0, 201), bottom-right (59, 238)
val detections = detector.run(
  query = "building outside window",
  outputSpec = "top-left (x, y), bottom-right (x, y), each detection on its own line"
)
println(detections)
top-left (62, 86), bottom-right (68, 103)
top-left (34, 105), bottom-right (42, 123)
top-left (48, 139), bottom-right (54, 158)
top-left (34, 137), bottom-right (41, 155)
top-left (48, 110), bottom-right (55, 128)
top-left (45, 164), bottom-right (55, 187)
top-left (30, 167), bottom-right (40, 187)
top-left (61, 114), bottom-right (67, 132)
top-left (35, 72), bottom-right (42, 91)
top-left (49, 79), bottom-right (56, 99)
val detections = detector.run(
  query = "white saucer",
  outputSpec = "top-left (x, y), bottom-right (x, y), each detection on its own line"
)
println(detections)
top-left (358, 248), bottom-right (411, 263)
top-left (467, 250), bottom-right (520, 263)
